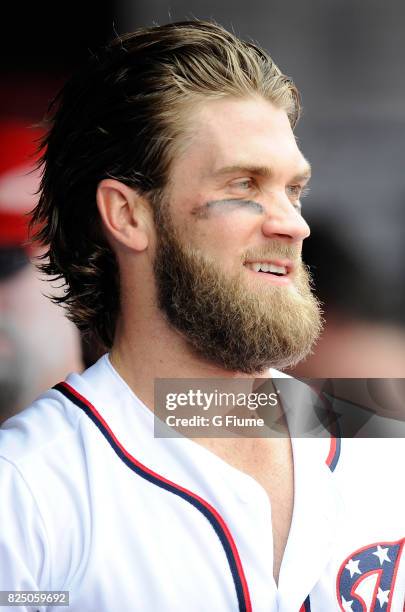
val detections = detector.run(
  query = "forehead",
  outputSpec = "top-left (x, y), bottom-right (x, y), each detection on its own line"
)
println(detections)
top-left (170, 96), bottom-right (309, 184)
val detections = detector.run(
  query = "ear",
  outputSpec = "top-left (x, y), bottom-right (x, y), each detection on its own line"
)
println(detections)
top-left (96, 179), bottom-right (150, 252)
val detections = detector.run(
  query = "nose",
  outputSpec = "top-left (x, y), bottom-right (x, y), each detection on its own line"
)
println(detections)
top-left (261, 195), bottom-right (310, 243)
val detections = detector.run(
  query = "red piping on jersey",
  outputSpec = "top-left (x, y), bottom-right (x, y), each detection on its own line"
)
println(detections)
top-left (325, 437), bottom-right (337, 467)
top-left (57, 381), bottom-right (252, 612)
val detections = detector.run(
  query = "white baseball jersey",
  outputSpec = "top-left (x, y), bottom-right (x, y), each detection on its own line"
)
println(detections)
top-left (0, 355), bottom-right (404, 611)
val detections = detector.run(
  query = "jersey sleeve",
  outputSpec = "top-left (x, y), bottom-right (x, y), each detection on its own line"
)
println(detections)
top-left (0, 456), bottom-right (51, 601)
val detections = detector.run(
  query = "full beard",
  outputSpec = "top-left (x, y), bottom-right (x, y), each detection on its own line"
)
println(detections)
top-left (153, 204), bottom-right (323, 374)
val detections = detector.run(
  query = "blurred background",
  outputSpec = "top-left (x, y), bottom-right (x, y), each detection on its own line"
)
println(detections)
top-left (1, 0), bottom-right (404, 421)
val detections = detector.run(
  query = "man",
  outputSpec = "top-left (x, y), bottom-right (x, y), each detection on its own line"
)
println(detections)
top-left (0, 21), bottom-right (404, 612)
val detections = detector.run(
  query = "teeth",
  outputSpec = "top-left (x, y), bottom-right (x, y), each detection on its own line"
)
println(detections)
top-left (246, 262), bottom-right (287, 275)
top-left (260, 263), bottom-right (272, 273)
top-left (267, 264), bottom-right (287, 275)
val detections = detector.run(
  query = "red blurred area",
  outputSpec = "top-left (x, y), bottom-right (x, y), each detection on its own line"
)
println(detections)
top-left (0, 120), bottom-right (45, 249)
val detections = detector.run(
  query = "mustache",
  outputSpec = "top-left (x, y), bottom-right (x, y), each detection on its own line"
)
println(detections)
top-left (242, 241), bottom-right (302, 262)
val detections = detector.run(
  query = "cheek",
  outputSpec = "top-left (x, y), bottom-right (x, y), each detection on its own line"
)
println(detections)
top-left (193, 220), bottom-right (250, 272)
top-left (206, 215), bottom-right (254, 248)
top-left (194, 219), bottom-right (241, 251)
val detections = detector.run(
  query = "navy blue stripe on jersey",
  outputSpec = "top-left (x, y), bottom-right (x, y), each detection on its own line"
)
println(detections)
top-left (54, 382), bottom-right (252, 612)
top-left (299, 594), bottom-right (311, 611)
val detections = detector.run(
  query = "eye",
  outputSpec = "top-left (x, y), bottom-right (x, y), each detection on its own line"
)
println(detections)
top-left (286, 184), bottom-right (301, 198)
top-left (286, 184), bottom-right (310, 212)
top-left (229, 178), bottom-right (255, 192)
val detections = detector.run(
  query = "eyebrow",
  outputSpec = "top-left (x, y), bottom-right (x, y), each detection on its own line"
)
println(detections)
top-left (213, 164), bottom-right (273, 178)
top-left (291, 167), bottom-right (312, 183)
top-left (212, 162), bottom-right (312, 182)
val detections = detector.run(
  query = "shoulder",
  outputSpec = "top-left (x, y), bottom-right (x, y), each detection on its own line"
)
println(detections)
top-left (0, 353), bottom-right (113, 469)
top-left (0, 358), bottom-right (115, 591)
top-left (0, 391), bottom-right (85, 592)
top-left (0, 387), bottom-right (83, 468)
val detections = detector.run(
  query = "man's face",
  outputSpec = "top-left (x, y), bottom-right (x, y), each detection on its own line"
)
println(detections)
top-left (152, 96), bottom-right (322, 373)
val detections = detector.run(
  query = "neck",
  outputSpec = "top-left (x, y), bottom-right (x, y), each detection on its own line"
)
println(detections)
top-left (109, 311), bottom-right (291, 495)
top-left (109, 310), bottom-right (273, 412)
